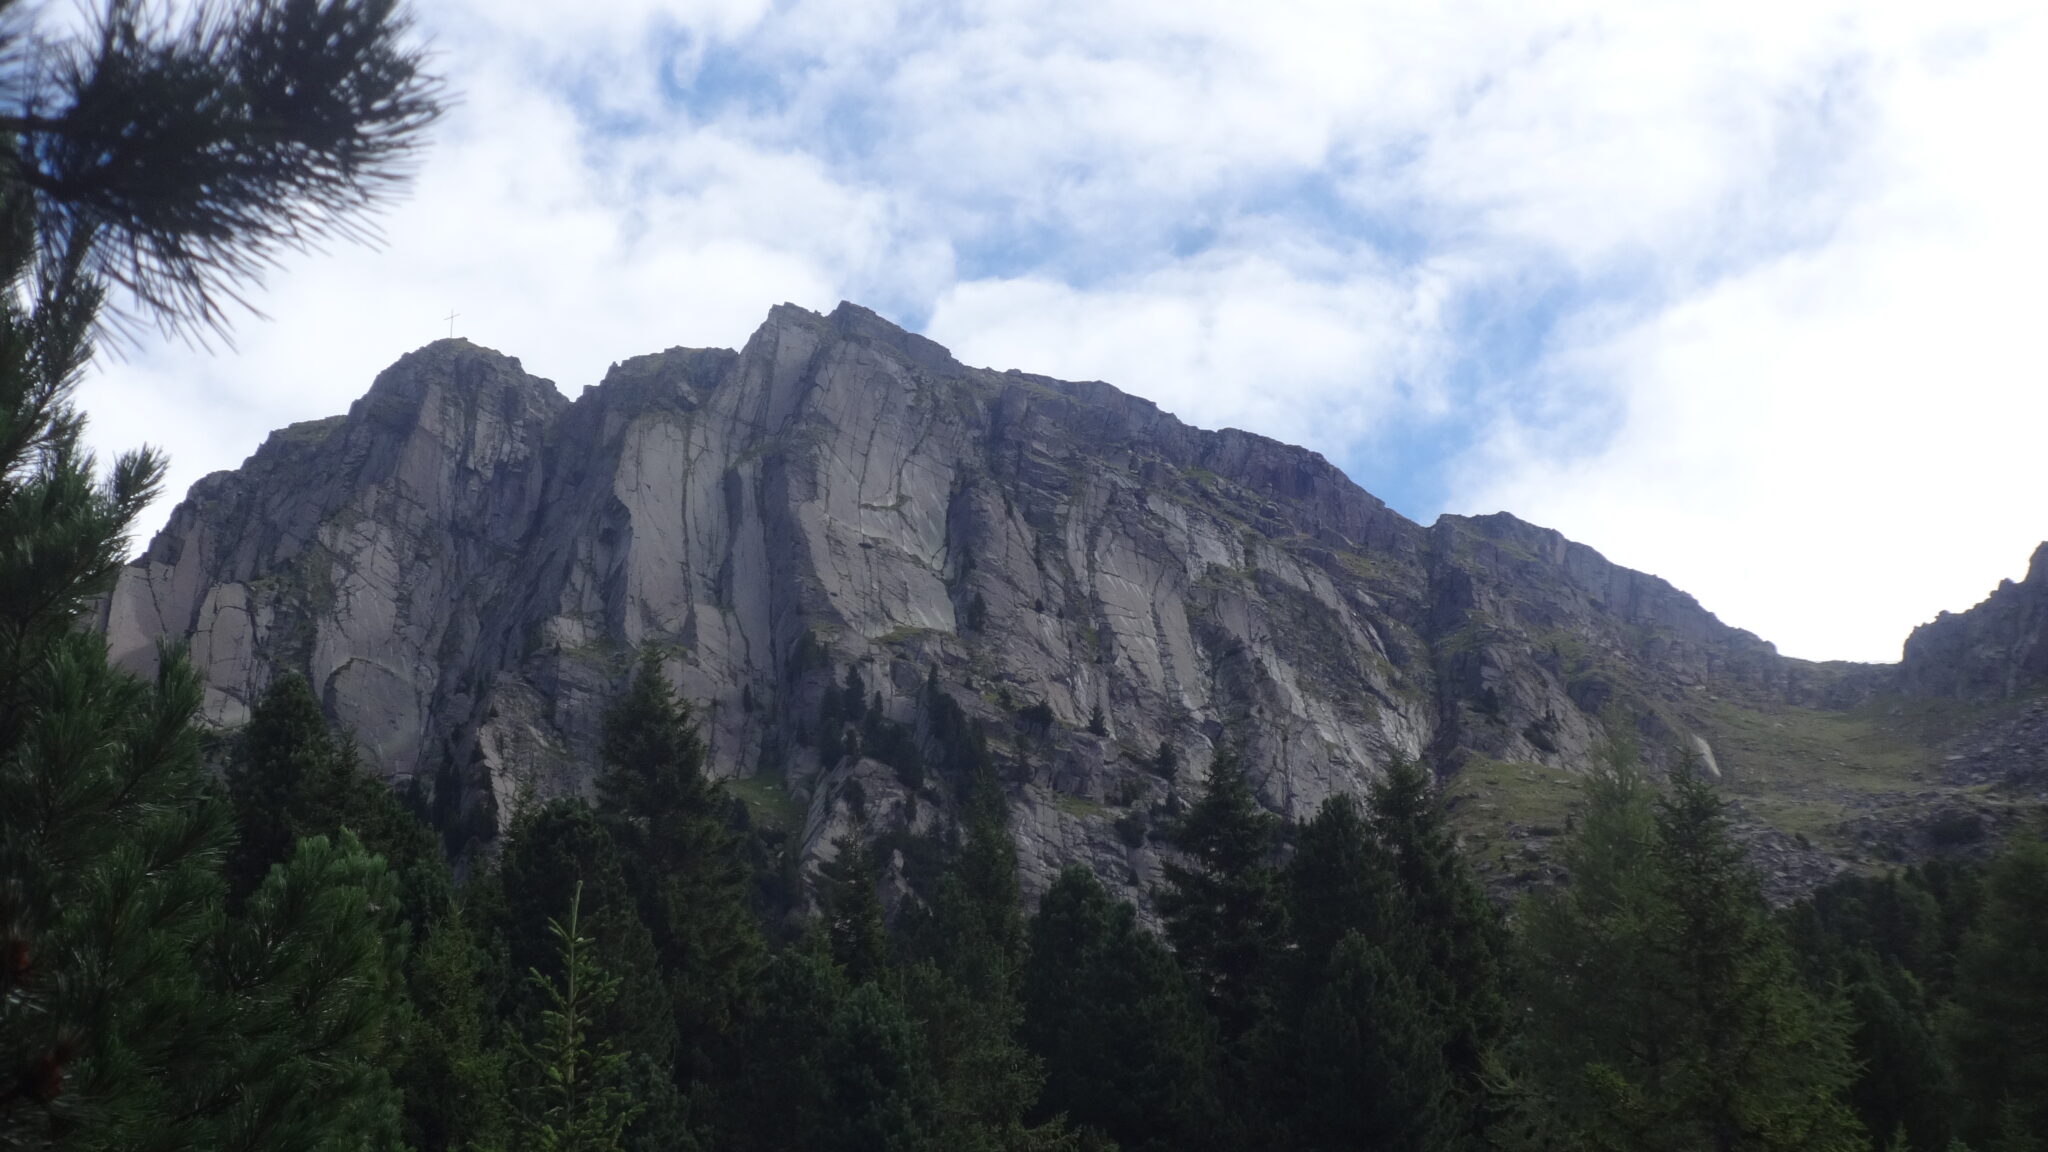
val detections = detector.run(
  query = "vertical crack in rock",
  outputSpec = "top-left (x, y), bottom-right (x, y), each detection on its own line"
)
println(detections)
top-left (101, 301), bottom-right (2048, 905)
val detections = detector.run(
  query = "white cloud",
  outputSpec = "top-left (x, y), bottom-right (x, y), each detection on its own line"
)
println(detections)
top-left (74, 0), bottom-right (2048, 665)
top-left (1452, 2), bottom-right (2048, 661)
top-left (926, 250), bottom-right (1448, 461)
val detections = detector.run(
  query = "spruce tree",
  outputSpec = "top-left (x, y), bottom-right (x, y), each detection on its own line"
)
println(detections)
top-left (1789, 871), bottom-right (1947, 987)
top-left (819, 982), bottom-right (945, 1152)
top-left (1366, 756), bottom-right (1510, 1137)
top-left (1284, 793), bottom-right (1393, 967)
top-left (715, 928), bottom-right (958, 1152)
top-left (1838, 954), bottom-right (1959, 1152)
top-left (511, 882), bottom-right (645, 1152)
top-left (494, 799), bottom-right (683, 1152)
top-left (404, 910), bottom-right (511, 1152)
top-left (1158, 745), bottom-right (1286, 1048)
top-left (1269, 790), bottom-right (1463, 1151)
top-left (595, 654), bottom-right (763, 1085)
top-left (221, 674), bottom-right (510, 1150)
top-left (713, 931), bottom-right (849, 1152)
top-left (1288, 931), bottom-right (1454, 1152)
top-left (816, 836), bottom-right (892, 985)
top-left (1950, 838), bottom-right (2048, 1147)
top-left (1022, 865), bottom-right (1220, 1152)
top-left (224, 671), bottom-right (447, 916)
top-left (899, 769), bottom-right (1079, 1151)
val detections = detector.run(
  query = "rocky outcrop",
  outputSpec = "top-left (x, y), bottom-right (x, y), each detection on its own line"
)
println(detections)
top-left (104, 341), bottom-right (565, 780)
top-left (100, 302), bottom-right (2042, 900)
top-left (1900, 543), bottom-right (2048, 700)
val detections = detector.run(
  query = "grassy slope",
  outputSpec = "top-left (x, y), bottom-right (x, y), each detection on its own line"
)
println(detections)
top-left (1451, 688), bottom-right (2048, 891)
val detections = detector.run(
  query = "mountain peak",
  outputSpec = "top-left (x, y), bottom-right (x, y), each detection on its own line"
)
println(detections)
top-left (100, 302), bottom-right (2047, 904)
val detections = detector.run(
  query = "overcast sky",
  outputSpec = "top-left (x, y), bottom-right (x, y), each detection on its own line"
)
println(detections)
top-left (81, 0), bottom-right (2046, 664)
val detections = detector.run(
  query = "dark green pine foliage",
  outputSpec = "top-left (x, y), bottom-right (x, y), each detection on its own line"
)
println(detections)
top-left (900, 766), bottom-right (1080, 1151)
top-left (912, 762), bottom-right (1026, 987)
top-left (1270, 792), bottom-right (1456, 1152)
top-left (1515, 757), bottom-right (1864, 1152)
top-left (1289, 931), bottom-right (1453, 1152)
top-left (1022, 865), bottom-right (1220, 1152)
top-left (2, 629), bottom-right (218, 1145)
top-left (224, 671), bottom-right (448, 913)
top-left (1788, 870), bottom-right (1948, 989)
top-left (1158, 745), bottom-right (1287, 1049)
top-left (510, 882), bottom-right (646, 1152)
top-left (596, 654), bottom-right (764, 1086)
top-left (209, 832), bottom-right (412, 1150)
top-left (1512, 749), bottom-right (1660, 1149)
top-left (714, 931), bottom-right (850, 1152)
top-left (495, 799), bottom-right (684, 1152)
top-left (816, 836), bottom-right (893, 985)
top-left (219, 671), bottom-right (493, 1148)
top-left (1838, 954), bottom-right (1958, 1152)
top-left (820, 982), bottom-right (947, 1152)
top-left (1950, 838), bottom-right (2048, 1148)
top-left (1787, 869), bottom-right (1965, 1152)
top-left (1, 637), bottom-right (419, 1150)
top-left (1283, 793), bottom-right (1394, 966)
top-left (1644, 770), bottom-right (1861, 1151)
top-left (3, 636), bottom-right (406, 1150)
top-left (404, 909), bottom-right (510, 1152)
top-left (717, 889), bottom-right (953, 1152)
top-left (0, 0), bottom-right (439, 1144)
top-left (1364, 757), bottom-right (1510, 1134)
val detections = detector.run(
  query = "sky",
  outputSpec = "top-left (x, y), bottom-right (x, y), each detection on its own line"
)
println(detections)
top-left (79, 0), bottom-right (2048, 664)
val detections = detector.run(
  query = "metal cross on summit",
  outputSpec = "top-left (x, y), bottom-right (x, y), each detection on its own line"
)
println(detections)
top-left (444, 309), bottom-right (459, 338)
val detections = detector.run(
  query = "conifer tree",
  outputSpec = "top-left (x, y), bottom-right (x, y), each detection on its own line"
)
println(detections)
top-left (512, 882), bottom-right (645, 1152)
top-left (819, 982), bottom-right (945, 1152)
top-left (713, 930), bottom-right (849, 1152)
top-left (816, 836), bottom-right (892, 985)
top-left (1950, 838), bottom-right (2048, 1147)
top-left (224, 671), bottom-right (447, 914)
top-left (494, 799), bottom-right (683, 1152)
top-left (1269, 790), bottom-right (1463, 1151)
top-left (1789, 870), bottom-right (1948, 987)
top-left (2, 634), bottom-right (222, 1145)
top-left (1838, 954), bottom-right (1959, 1152)
top-left (1284, 793), bottom-right (1394, 967)
top-left (1158, 745), bottom-right (1286, 1048)
top-left (900, 767), bottom-right (1080, 1151)
top-left (1022, 865), bottom-right (1220, 1152)
top-left (1, 635), bottom-right (420, 1149)
top-left (716, 926), bottom-right (960, 1152)
top-left (0, 0), bottom-right (440, 1139)
top-left (404, 909), bottom-right (511, 1152)
top-left (220, 672), bottom-right (512, 1149)
top-left (1288, 931), bottom-right (1454, 1152)
top-left (208, 832), bottom-right (411, 1151)
top-left (1365, 756), bottom-right (1510, 1138)
top-left (596, 654), bottom-right (763, 1084)
top-left (1514, 757), bottom-right (1864, 1152)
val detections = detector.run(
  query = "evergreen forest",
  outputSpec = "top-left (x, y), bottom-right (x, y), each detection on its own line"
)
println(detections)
top-left (3, 2), bottom-right (2047, 1151)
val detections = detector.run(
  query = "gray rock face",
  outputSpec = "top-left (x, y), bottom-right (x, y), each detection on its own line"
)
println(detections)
top-left (1900, 543), bottom-right (2048, 699)
top-left (100, 301), bottom-right (2038, 899)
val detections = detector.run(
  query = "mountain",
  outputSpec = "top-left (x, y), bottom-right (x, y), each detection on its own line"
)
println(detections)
top-left (100, 302), bottom-right (2048, 900)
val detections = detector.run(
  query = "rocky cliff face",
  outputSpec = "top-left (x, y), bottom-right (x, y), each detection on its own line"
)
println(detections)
top-left (1899, 543), bottom-right (2048, 700)
top-left (101, 302), bottom-right (2047, 899)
